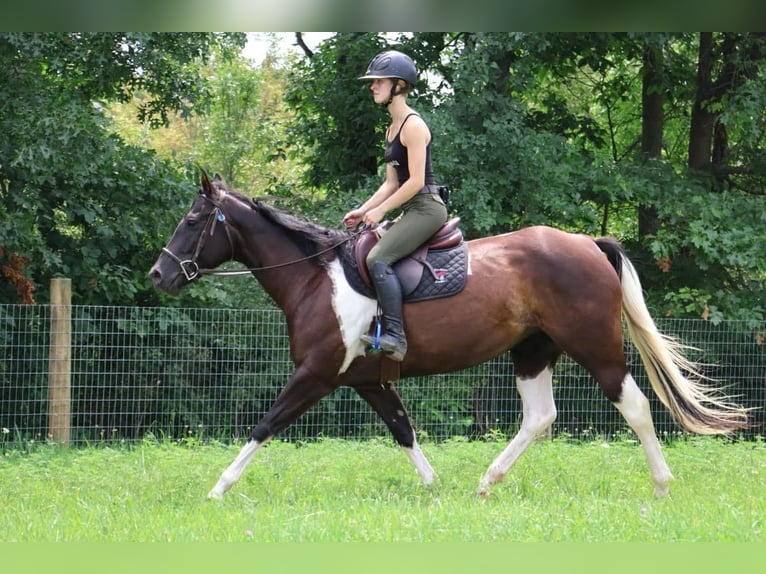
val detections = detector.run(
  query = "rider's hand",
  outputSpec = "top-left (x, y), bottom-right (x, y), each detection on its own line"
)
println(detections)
top-left (342, 209), bottom-right (364, 229)
top-left (363, 206), bottom-right (385, 227)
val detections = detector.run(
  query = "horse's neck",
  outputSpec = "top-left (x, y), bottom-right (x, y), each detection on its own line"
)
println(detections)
top-left (231, 204), bottom-right (322, 310)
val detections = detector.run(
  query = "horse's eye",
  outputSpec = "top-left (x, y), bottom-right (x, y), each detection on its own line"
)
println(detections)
top-left (186, 217), bottom-right (199, 227)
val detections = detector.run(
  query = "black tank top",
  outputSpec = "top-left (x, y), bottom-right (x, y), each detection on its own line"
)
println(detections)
top-left (383, 113), bottom-right (436, 187)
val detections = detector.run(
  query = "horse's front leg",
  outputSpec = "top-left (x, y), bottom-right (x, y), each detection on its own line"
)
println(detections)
top-left (354, 380), bottom-right (436, 486)
top-left (208, 437), bottom-right (271, 499)
top-left (208, 369), bottom-right (335, 500)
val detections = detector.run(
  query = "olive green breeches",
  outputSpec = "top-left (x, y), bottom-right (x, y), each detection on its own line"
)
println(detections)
top-left (366, 192), bottom-right (448, 268)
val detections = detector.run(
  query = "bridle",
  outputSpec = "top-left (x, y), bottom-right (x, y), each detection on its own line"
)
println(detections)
top-left (161, 195), bottom-right (363, 280)
top-left (161, 198), bottom-right (235, 281)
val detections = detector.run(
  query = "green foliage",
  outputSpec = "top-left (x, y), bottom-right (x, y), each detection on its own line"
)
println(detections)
top-left (284, 33), bottom-right (409, 193)
top-left (0, 32), bottom-right (244, 306)
top-left (189, 56), bottom-right (293, 192)
top-left (285, 32), bottom-right (764, 323)
top-left (104, 44), bottom-right (314, 309)
top-left (643, 176), bottom-right (766, 322)
top-left (1, 32), bottom-right (763, 323)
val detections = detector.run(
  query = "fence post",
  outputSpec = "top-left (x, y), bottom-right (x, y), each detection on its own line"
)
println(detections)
top-left (48, 278), bottom-right (72, 446)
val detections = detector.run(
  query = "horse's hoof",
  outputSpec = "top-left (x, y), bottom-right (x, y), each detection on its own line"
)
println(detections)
top-left (654, 486), bottom-right (671, 499)
top-left (653, 472), bottom-right (674, 498)
top-left (207, 486), bottom-right (225, 500)
top-left (476, 483), bottom-right (492, 500)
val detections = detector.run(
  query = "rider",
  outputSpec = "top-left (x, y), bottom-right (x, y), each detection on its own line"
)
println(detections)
top-left (343, 50), bottom-right (448, 361)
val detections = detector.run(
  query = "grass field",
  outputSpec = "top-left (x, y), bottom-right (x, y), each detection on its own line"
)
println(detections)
top-left (1, 434), bottom-right (764, 542)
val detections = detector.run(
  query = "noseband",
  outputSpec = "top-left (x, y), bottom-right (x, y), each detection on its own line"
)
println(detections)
top-left (161, 199), bottom-right (234, 281)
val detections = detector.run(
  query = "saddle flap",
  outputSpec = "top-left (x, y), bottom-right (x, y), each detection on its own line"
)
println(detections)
top-left (354, 229), bottom-right (379, 283)
top-left (393, 246), bottom-right (428, 295)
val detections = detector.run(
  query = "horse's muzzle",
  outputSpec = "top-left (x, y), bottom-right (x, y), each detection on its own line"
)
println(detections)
top-left (149, 259), bottom-right (187, 295)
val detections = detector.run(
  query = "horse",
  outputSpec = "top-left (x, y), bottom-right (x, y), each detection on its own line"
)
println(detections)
top-left (149, 170), bottom-right (749, 500)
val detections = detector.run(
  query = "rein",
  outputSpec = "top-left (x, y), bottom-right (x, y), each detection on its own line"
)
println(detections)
top-left (162, 196), bottom-right (363, 279)
top-left (199, 232), bottom-right (360, 276)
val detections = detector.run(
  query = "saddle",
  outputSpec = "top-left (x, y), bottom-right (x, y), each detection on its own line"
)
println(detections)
top-left (349, 218), bottom-right (468, 302)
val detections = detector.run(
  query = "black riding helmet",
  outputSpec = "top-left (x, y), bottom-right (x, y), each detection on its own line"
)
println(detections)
top-left (358, 50), bottom-right (417, 106)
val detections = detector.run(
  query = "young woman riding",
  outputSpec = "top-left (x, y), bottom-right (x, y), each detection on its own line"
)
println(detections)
top-left (342, 50), bottom-right (448, 361)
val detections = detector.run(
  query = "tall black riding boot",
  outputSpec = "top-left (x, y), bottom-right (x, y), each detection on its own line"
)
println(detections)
top-left (361, 261), bottom-right (408, 361)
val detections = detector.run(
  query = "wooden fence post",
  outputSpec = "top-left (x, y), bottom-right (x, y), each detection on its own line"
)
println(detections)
top-left (48, 278), bottom-right (72, 446)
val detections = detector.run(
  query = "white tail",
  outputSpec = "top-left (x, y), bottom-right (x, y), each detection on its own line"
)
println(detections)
top-left (615, 250), bottom-right (749, 435)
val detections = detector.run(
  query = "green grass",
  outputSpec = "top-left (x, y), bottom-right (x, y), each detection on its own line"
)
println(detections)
top-left (1, 435), bottom-right (764, 542)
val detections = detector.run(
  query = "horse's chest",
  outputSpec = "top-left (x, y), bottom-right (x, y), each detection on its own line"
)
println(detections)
top-left (325, 260), bottom-right (378, 374)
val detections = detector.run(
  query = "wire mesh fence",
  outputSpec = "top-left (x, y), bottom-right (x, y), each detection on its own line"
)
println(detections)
top-left (1, 303), bottom-right (764, 446)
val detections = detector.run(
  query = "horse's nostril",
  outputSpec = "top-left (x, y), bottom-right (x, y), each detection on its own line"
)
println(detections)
top-left (149, 267), bottom-right (161, 281)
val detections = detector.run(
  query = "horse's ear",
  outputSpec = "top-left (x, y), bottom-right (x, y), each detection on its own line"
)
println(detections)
top-left (199, 169), bottom-right (214, 197)
top-left (213, 173), bottom-right (223, 182)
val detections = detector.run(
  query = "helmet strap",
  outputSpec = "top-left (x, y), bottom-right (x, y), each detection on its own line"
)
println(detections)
top-left (383, 82), bottom-right (407, 108)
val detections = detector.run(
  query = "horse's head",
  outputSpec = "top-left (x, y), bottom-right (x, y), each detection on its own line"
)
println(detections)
top-left (149, 170), bottom-right (234, 295)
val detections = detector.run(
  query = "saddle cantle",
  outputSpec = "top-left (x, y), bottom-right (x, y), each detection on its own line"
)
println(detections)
top-left (345, 218), bottom-right (469, 302)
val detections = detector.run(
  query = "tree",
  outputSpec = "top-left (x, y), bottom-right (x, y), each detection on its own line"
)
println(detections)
top-left (284, 33), bottom-right (398, 195)
top-left (0, 32), bottom-right (245, 306)
top-left (285, 32), bottom-right (764, 324)
top-left (641, 33), bottom-right (766, 323)
top-left (106, 43), bottom-right (310, 309)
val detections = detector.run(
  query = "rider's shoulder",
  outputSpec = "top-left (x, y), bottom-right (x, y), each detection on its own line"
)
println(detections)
top-left (401, 113), bottom-right (430, 140)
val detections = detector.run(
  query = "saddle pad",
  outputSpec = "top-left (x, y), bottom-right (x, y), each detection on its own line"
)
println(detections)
top-left (406, 242), bottom-right (468, 302)
top-left (342, 241), bottom-right (468, 303)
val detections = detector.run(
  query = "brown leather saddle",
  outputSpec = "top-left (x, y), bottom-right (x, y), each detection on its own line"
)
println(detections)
top-left (354, 217), bottom-right (464, 296)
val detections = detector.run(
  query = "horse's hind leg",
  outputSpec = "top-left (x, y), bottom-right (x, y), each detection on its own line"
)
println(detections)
top-left (612, 373), bottom-right (674, 497)
top-left (354, 381), bottom-right (435, 485)
top-left (556, 301), bottom-right (674, 498)
top-left (477, 366), bottom-right (557, 498)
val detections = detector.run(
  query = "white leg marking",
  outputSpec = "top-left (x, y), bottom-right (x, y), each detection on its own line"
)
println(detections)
top-left (478, 368), bottom-right (557, 498)
top-left (326, 259), bottom-right (378, 374)
top-left (208, 437), bottom-right (271, 500)
top-left (614, 373), bottom-right (674, 497)
top-left (404, 440), bottom-right (436, 485)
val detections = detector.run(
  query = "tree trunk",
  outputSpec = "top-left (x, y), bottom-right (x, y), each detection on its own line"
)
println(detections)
top-left (638, 40), bottom-right (664, 240)
top-left (688, 32), bottom-right (715, 171)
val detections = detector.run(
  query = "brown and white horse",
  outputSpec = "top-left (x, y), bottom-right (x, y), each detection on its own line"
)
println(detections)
top-left (149, 170), bottom-right (748, 500)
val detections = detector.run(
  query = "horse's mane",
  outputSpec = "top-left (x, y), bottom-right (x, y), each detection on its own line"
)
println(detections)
top-left (223, 186), bottom-right (355, 267)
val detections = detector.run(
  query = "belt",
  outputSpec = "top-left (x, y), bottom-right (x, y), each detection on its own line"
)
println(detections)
top-left (418, 184), bottom-right (440, 194)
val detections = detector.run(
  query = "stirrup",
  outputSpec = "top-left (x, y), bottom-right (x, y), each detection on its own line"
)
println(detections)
top-left (361, 332), bottom-right (380, 352)
top-left (361, 333), bottom-right (407, 361)
top-left (361, 317), bottom-right (383, 352)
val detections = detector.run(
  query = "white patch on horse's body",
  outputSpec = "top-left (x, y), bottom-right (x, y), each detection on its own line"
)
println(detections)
top-left (326, 259), bottom-right (378, 374)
